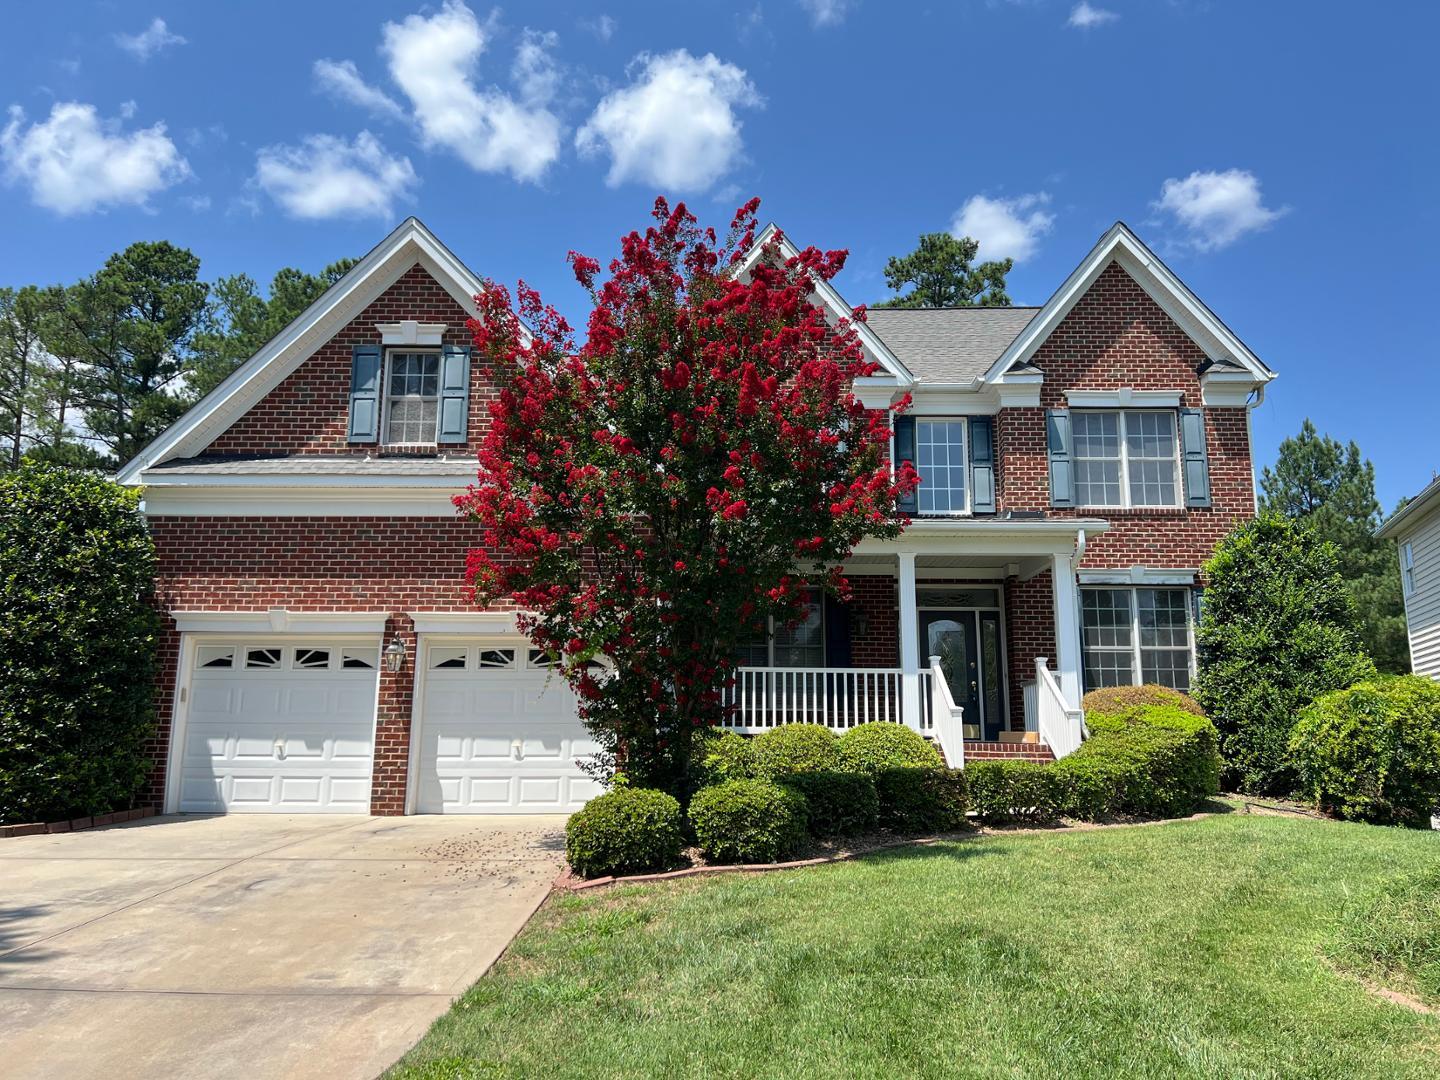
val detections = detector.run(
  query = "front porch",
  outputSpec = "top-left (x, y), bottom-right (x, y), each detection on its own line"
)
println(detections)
top-left (719, 522), bottom-right (1100, 767)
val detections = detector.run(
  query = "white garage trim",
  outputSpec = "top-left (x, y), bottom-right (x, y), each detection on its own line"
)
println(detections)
top-left (165, 630), bottom-right (385, 814)
top-left (173, 610), bottom-right (391, 634)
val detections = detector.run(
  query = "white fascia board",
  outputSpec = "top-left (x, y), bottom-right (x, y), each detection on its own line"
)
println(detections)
top-left (1078, 567), bottom-right (1198, 586)
top-left (138, 471), bottom-right (471, 489)
top-left (411, 612), bottom-right (524, 635)
top-left (1378, 475), bottom-right (1440, 540)
top-left (736, 223), bottom-right (913, 384)
top-left (141, 484), bottom-right (464, 517)
top-left (1200, 369), bottom-right (1262, 407)
top-left (1065, 388), bottom-right (1185, 409)
top-left (852, 517), bottom-right (1109, 557)
top-left (173, 610), bottom-right (391, 634)
top-left (909, 389), bottom-right (1001, 415)
top-left (984, 222), bottom-right (1276, 387)
top-left (116, 218), bottom-right (506, 484)
top-left (852, 375), bottom-right (903, 410)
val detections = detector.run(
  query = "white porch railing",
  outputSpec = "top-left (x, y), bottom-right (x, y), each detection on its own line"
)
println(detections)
top-left (927, 655), bottom-right (966, 768)
top-left (1033, 657), bottom-right (1087, 758)
top-left (725, 667), bottom-right (931, 733)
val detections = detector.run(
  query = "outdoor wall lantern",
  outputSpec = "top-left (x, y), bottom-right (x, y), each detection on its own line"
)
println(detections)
top-left (384, 639), bottom-right (407, 673)
top-left (850, 606), bottom-right (869, 639)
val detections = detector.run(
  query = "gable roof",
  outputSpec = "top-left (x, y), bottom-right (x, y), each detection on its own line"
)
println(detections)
top-left (734, 223), bottom-right (912, 382)
top-left (116, 216), bottom-right (498, 485)
top-left (985, 221), bottom-right (1275, 386)
top-left (864, 307), bottom-right (1040, 385)
top-left (1377, 474), bottom-right (1440, 540)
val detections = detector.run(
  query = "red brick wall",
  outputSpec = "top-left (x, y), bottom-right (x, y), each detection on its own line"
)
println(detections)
top-left (993, 259), bottom-right (1255, 571)
top-left (204, 263), bottom-right (492, 456)
top-left (848, 576), bottom-right (899, 667)
top-left (1004, 572), bottom-right (1057, 730)
top-left (372, 615), bottom-right (417, 815)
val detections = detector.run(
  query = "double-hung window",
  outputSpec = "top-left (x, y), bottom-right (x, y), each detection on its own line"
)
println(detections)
top-left (1081, 587), bottom-right (1195, 691)
top-left (1072, 410), bottom-right (1180, 508)
top-left (735, 588), bottom-right (825, 667)
top-left (1402, 542), bottom-right (1416, 597)
top-left (914, 419), bottom-right (968, 515)
top-left (384, 351), bottom-right (440, 445)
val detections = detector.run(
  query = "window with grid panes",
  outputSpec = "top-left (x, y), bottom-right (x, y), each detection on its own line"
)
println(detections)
top-left (1081, 587), bottom-right (1195, 691)
top-left (385, 351), bottom-right (440, 444)
top-left (1071, 411), bottom-right (1180, 508)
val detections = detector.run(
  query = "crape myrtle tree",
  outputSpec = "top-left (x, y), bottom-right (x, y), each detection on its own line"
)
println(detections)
top-left (457, 199), bottom-right (917, 798)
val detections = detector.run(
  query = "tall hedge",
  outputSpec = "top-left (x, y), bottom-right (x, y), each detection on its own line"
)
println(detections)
top-left (1194, 514), bottom-right (1373, 795)
top-left (0, 464), bottom-right (159, 823)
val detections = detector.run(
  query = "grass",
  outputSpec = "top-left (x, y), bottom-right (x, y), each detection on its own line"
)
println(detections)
top-left (1332, 863), bottom-right (1440, 1007)
top-left (389, 810), bottom-right (1440, 1079)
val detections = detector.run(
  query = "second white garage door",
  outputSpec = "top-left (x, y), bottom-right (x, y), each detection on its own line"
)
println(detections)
top-left (415, 643), bottom-right (602, 814)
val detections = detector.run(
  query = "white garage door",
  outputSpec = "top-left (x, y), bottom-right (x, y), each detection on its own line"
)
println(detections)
top-left (416, 643), bottom-right (602, 813)
top-left (179, 641), bottom-right (379, 813)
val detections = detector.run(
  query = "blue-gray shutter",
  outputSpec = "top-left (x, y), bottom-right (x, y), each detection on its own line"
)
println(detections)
top-left (969, 416), bottom-right (996, 514)
top-left (1179, 408), bottom-right (1211, 508)
top-left (1046, 409), bottom-right (1075, 508)
top-left (347, 344), bottom-right (381, 443)
top-left (823, 594), bottom-right (852, 669)
top-left (894, 414), bottom-right (918, 515)
top-left (437, 344), bottom-right (471, 444)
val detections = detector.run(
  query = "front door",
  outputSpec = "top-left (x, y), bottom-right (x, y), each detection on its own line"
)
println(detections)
top-left (920, 610), bottom-right (1005, 740)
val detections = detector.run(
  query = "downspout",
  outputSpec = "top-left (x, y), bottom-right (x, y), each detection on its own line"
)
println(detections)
top-left (1246, 385), bottom-right (1266, 515)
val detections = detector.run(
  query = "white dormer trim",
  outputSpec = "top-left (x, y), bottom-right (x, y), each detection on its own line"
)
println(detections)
top-left (1064, 388), bottom-right (1185, 409)
top-left (116, 217), bottom-right (506, 485)
top-left (985, 221), bottom-right (1275, 389)
top-left (376, 321), bottom-right (448, 346)
top-left (735, 223), bottom-right (913, 384)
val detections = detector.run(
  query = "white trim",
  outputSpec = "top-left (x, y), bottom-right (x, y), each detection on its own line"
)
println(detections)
top-left (116, 218), bottom-right (504, 483)
top-left (1065, 388), bottom-right (1184, 409)
top-left (172, 610), bottom-right (391, 634)
top-left (853, 517), bottom-right (1110, 557)
top-left (1078, 567), bottom-right (1198, 586)
top-left (163, 633), bottom-right (197, 814)
top-left (1200, 369), bottom-right (1259, 407)
top-left (1070, 409), bottom-right (1183, 510)
top-left (852, 375), bottom-right (903, 410)
top-left (141, 485), bottom-right (464, 517)
top-left (1402, 541), bottom-right (1416, 598)
top-left (736, 223), bottom-right (913, 383)
top-left (985, 221), bottom-right (1275, 387)
top-left (410, 611), bottom-right (524, 635)
top-left (376, 321), bottom-right (448, 346)
top-left (909, 415), bottom-right (972, 516)
top-left (380, 347), bottom-right (442, 448)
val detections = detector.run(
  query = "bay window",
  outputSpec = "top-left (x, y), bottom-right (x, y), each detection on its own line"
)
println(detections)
top-left (1081, 586), bottom-right (1195, 691)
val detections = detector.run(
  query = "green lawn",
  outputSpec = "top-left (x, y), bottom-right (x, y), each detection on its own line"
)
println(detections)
top-left (391, 810), bottom-right (1440, 1079)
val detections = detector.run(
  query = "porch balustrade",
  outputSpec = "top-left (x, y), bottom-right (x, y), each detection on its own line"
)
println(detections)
top-left (723, 666), bottom-right (935, 734)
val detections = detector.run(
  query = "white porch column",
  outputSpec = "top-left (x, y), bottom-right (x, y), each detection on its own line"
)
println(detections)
top-left (1050, 552), bottom-right (1082, 709)
top-left (898, 552), bottom-right (921, 727)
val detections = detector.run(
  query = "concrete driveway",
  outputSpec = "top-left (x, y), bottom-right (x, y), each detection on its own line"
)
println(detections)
top-left (0, 813), bottom-right (567, 1080)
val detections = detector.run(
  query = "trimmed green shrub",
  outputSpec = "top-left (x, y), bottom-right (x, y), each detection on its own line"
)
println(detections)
top-left (752, 723), bottom-right (841, 779)
top-left (1083, 684), bottom-right (1204, 719)
top-left (966, 760), bottom-right (1063, 824)
top-left (1195, 514), bottom-right (1375, 794)
top-left (873, 767), bottom-right (968, 833)
top-left (1331, 865), bottom-right (1440, 1004)
top-left (1, 464), bottom-right (159, 825)
top-left (1289, 675), bottom-right (1440, 827)
top-left (689, 779), bottom-right (809, 864)
top-left (838, 721), bottom-right (943, 775)
top-left (780, 770), bottom-right (879, 836)
top-left (1075, 705), bottom-right (1222, 818)
top-left (692, 729), bottom-right (757, 787)
top-left (1049, 753), bottom-right (1133, 819)
top-left (565, 788), bottom-right (684, 878)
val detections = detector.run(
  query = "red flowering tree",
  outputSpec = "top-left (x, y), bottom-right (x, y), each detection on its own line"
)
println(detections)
top-left (458, 198), bottom-right (915, 796)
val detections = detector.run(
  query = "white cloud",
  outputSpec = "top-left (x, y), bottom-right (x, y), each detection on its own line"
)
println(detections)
top-left (512, 30), bottom-right (560, 105)
top-left (581, 14), bottom-right (617, 42)
top-left (1154, 168), bottom-right (1287, 251)
top-left (950, 193), bottom-right (1055, 263)
top-left (1, 102), bottom-right (190, 215)
top-left (1068, 3), bottom-right (1119, 28)
top-left (576, 50), bottom-right (760, 192)
top-left (254, 131), bottom-right (418, 220)
top-left (799, 0), bottom-right (857, 27)
top-left (115, 18), bottom-right (186, 61)
top-left (181, 194), bottom-right (211, 212)
top-left (380, 0), bottom-right (561, 183)
top-left (313, 59), bottom-right (405, 121)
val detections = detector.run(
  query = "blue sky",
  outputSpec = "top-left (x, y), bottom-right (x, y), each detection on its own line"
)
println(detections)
top-left (2, 1), bottom-right (1435, 508)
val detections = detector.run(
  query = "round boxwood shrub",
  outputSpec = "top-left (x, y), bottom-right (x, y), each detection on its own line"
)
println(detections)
top-left (1083, 684), bottom-right (1204, 719)
top-left (873, 767), bottom-right (968, 833)
top-left (780, 770), bottom-right (879, 837)
top-left (689, 779), bottom-right (809, 864)
top-left (1, 464), bottom-right (159, 825)
top-left (752, 723), bottom-right (841, 779)
top-left (838, 722), bottom-right (943, 776)
top-left (565, 787), bottom-right (684, 878)
top-left (1289, 675), bottom-right (1440, 827)
top-left (692, 729), bottom-right (756, 786)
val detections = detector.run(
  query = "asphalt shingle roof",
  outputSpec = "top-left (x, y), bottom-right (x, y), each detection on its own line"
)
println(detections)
top-left (864, 306), bottom-right (1041, 383)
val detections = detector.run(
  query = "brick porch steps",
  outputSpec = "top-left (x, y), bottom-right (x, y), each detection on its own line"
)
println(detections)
top-left (962, 741), bottom-right (1056, 763)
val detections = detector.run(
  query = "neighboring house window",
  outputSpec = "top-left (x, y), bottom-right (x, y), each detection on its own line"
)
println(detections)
top-left (1402, 542), bottom-right (1416, 597)
top-left (915, 419), bottom-right (968, 514)
top-left (736, 588), bottom-right (825, 667)
top-left (1081, 587), bottom-right (1195, 691)
top-left (1072, 411), bottom-right (1180, 508)
top-left (384, 351), bottom-right (440, 445)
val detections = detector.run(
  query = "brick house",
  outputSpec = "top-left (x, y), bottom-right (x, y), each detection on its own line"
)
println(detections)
top-left (116, 218), bottom-right (1274, 816)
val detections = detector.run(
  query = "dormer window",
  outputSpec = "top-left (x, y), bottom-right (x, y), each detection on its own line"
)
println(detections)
top-left (384, 351), bottom-right (440, 446)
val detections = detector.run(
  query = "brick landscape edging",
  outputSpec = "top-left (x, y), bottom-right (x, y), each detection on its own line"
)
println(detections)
top-left (0, 806), bottom-right (156, 839)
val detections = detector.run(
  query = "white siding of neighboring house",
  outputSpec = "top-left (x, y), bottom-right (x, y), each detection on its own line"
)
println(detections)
top-left (1397, 503), bottom-right (1440, 679)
